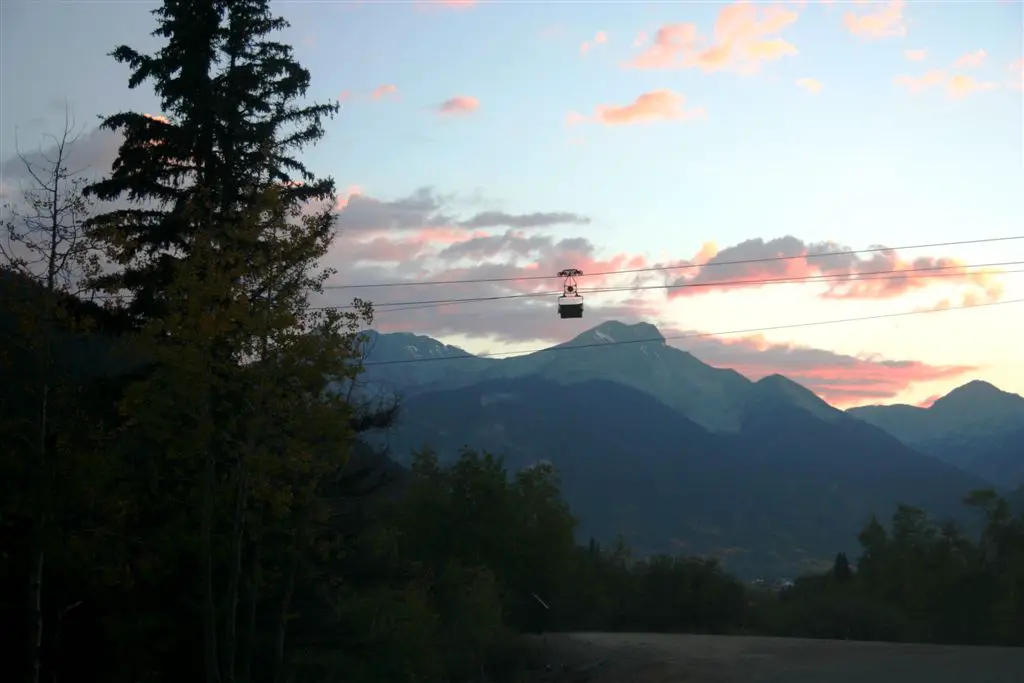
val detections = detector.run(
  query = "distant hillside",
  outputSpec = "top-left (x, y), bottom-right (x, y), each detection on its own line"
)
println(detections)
top-left (0, 269), bottom-right (143, 385)
top-left (848, 381), bottom-right (1024, 486)
top-left (363, 320), bottom-right (844, 433)
top-left (354, 329), bottom-right (494, 396)
top-left (378, 375), bottom-right (993, 578)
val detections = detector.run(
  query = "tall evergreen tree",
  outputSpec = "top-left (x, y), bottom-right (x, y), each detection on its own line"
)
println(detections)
top-left (83, 0), bottom-right (224, 322)
top-left (832, 552), bottom-right (852, 582)
top-left (83, 0), bottom-right (340, 327)
top-left (80, 2), bottom-right (363, 683)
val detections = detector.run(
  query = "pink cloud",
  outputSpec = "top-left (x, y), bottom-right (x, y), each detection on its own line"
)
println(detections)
top-left (580, 31), bottom-right (608, 55)
top-left (795, 77), bottom-right (823, 93)
top-left (371, 84), bottom-right (398, 100)
top-left (436, 96), bottom-right (480, 115)
top-left (953, 49), bottom-right (987, 69)
top-left (627, 2), bottom-right (799, 75)
top-left (668, 333), bottom-right (976, 407)
top-left (664, 236), bottom-right (1005, 303)
top-left (893, 69), bottom-right (948, 93)
top-left (1009, 58), bottom-right (1024, 90)
top-left (565, 111), bottom-right (587, 126)
top-left (334, 185), bottom-right (364, 212)
top-left (894, 70), bottom-right (998, 98)
top-left (843, 0), bottom-right (906, 39)
top-left (575, 90), bottom-right (706, 126)
top-left (904, 48), bottom-right (927, 61)
top-left (945, 73), bottom-right (999, 98)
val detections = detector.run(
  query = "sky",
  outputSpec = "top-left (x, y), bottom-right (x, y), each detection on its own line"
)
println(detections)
top-left (1, 0), bottom-right (1022, 408)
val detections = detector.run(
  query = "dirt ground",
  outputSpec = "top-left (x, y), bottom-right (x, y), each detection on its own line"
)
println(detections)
top-left (523, 632), bottom-right (1024, 683)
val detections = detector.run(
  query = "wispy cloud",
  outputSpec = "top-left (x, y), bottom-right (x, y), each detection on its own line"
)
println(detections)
top-left (664, 236), bottom-right (1004, 303)
top-left (371, 84), bottom-right (398, 100)
top-left (580, 31), bottom-right (608, 56)
top-left (570, 90), bottom-right (706, 126)
top-left (953, 49), bottom-right (987, 69)
top-left (843, 0), bottom-right (906, 39)
top-left (904, 48), bottom-right (927, 62)
top-left (436, 96), bottom-right (480, 116)
top-left (627, 1), bottom-right (799, 75)
top-left (1010, 58), bottom-right (1024, 90)
top-left (795, 77), bottom-right (823, 93)
top-left (669, 332), bottom-right (976, 407)
top-left (894, 70), bottom-right (998, 98)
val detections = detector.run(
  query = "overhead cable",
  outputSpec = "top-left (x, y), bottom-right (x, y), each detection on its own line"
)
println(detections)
top-left (323, 235), bottom-right (1024, 290)
top-left (314, 261), bottom-right (1024, 312)
top-left (359, 297), bottom-right (1024, 366)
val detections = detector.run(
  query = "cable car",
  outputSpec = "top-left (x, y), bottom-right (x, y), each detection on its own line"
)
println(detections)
top-left (557, 268), bottom-right (584, 319)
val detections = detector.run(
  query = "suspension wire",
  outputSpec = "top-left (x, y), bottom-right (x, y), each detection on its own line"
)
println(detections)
top-left (360, 297), bottom-right (1024, 366)
top-left (323, 235), bottom-right (1024, 290)
top-left (312, 261), bottom-right (1024, 311)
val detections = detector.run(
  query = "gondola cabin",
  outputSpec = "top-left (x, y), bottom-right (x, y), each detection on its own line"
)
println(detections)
top-left (558, 292), bottom-right (584, 318)
top-left (557, 268), bottom-right (584, 319)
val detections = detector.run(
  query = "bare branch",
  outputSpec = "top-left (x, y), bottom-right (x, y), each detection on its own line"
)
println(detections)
top-left (1, 101), bottom-right (99, 295)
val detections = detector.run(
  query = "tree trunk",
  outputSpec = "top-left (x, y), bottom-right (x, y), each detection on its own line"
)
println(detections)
top-left (239, 524), bottom-right (261, 683)
top-left (200, 394), bottom-right (221, 683)
top-left (51, 601), bottom-right (82, 683)
top-left (29, 380), bottom-right (51, 683)
top-left (223, 463), bottom-right (248, 683)
top-left (28, 544), bottom-right (44, 683)
top-left (272, 544), bottom-right (299, 683)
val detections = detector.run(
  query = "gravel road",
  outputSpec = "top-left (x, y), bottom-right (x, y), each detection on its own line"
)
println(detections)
top-left (525, 632), bottom-right (1024, 683)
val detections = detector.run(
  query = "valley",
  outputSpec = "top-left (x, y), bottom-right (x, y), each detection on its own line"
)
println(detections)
top-left (358, 320), bottom-right (1024, 578)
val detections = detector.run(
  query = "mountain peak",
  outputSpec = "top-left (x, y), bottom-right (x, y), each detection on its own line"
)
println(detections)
top-left (750, 373), bottom-right (844, 421)
top-left (942, 379), bottom-right (1001, 399)
top-left (930, 379), bottom-right (1024, 414)
top-left (577, 320), bottom-right (665, 345)
top-left (362, 329), bottom-right (474, 361)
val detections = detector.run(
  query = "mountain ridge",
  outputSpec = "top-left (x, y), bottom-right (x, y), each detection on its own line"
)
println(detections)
top-left (360, 321), bottom-right (1022, 427)
top-left (375, 373), bottom-right (995, 578)
top-left (360, 319), bottom-right (1023, 494)
top-left (847, 378), bottom-right (1024, 485)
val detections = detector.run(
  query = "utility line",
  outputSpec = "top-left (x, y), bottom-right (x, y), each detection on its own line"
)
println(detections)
top-left (314, 261), bottom-right (1024, 312)
top-left (323, 235), bottom-right (1024, 290)
top-left (360, 297), bottom-right (1024, 367)
top-left (374, 266), bottom-right (1024, 315)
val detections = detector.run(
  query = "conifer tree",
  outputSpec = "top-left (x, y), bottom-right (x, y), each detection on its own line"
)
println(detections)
top-left (81, 2), bottom-right (365, 682)
top-left (832, 552), bottom-right (852, 582)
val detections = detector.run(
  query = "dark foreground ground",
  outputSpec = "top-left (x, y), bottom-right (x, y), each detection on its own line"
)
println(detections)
top-left (523, 632), bottom-right (1024, 683)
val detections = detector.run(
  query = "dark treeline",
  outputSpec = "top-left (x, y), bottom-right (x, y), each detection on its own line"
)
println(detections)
top-left (2, 2), bottom-right (1023, 683)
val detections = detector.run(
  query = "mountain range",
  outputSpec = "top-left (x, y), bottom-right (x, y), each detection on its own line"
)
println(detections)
top-left (4, 265), bottom-right (1019, 581)
top-left (848, 382), bottom-right (1024, 486)
top-left (358, 320), bottom-right (1024, 578)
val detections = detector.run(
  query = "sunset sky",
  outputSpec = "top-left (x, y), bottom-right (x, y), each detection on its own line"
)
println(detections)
top-left (1, 0), bottom-right (1022, 407)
